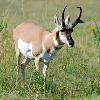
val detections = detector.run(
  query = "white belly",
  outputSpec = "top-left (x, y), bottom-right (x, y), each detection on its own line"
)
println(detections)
top-left (18, 39), bottom-right (33, 58)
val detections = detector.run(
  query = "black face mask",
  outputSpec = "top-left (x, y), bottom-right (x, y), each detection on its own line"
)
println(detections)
top-left (60, 27), bottom-right (73, 33)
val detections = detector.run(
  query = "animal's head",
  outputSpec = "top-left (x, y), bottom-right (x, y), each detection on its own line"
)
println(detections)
top-left (54, 6), bottom-right (84, 47)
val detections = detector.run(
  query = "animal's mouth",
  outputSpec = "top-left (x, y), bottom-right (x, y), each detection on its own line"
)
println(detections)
top-left (65, 41), bottom-right (74, 47)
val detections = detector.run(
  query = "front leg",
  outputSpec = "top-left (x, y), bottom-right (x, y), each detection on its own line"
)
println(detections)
top-left (34, 57), bottom-right (40, 73)
top-left (15, 46), bottom-right (20, 87)
top-left (43, 62), bottom-right (49, 97)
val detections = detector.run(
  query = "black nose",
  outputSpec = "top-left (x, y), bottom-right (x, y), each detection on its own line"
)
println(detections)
top-left (68, 38), bottom-right (74, 47)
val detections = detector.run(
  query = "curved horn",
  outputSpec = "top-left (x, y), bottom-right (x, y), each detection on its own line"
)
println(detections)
top-left (62, 5), bottom-right (67, 27)
top-left (77, 7), bottom-right (82, 19)
top-left (72, 7), bottom-right (84, 28)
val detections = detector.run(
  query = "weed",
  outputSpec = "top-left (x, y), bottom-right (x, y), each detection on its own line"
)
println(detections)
top-left (0, 16), bottom-right (8, 32)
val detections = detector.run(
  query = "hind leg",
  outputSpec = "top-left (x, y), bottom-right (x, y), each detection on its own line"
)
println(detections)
top-left (15, 46), bottom-right (20, 86)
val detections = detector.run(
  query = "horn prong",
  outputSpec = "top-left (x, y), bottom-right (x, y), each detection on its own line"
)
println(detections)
top-left (62, 5), bottom-right (67, 27)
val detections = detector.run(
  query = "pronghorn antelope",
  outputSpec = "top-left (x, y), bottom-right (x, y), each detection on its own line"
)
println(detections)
top-left (13, 6), bottom-right (84, 90)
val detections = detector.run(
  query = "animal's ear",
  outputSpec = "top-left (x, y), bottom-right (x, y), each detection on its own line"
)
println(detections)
top-left (54, 15), bottom-right (61, 26)
top-left (65, 15), bottom-right (70, 24)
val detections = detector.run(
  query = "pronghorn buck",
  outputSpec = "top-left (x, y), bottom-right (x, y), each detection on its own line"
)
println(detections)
top-left (13, 6), bottom-right (84, 90)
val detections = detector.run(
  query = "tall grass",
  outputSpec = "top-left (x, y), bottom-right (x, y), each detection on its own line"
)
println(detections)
top-left (0, 0), bottom-right (100, 99)
top-left (92, 22), bottom-right (100, 48)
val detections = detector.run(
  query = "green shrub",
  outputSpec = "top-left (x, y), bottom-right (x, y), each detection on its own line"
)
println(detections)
top-left (0, 16), bottom-right (8, 32)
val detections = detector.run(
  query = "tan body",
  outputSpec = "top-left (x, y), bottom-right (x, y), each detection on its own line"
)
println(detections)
top-left (13, 22), bottom-right (58, 57)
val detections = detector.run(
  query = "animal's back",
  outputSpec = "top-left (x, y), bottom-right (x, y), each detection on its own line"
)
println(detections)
top-left (13, 22), bottom-right (48, 43)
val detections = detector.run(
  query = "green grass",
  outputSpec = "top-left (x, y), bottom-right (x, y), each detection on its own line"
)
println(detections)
top-left (0, 0), bottom-right (100, 99)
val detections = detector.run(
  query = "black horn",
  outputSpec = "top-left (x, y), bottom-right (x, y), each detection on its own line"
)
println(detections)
top-left (72, 7), bottom-right (84, 28)
top-left (62, 5), bottom-right (67, 27)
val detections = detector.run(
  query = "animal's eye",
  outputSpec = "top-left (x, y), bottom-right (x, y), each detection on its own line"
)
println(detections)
top-left (60, 31), bottom-right (64, 35)
top-left (60, 30), bottom-right (65, 32)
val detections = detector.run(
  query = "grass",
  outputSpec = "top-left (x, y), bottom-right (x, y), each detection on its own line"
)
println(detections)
top-left (0, 0), bottom-right (100, 99)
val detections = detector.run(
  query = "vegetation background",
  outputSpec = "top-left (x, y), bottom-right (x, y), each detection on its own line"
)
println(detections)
top-left (0, 0), bottom-right (100, 99)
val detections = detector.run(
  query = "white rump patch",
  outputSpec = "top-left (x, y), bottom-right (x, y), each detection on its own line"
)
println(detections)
top-left (18, 38), bottom-right (33, 58)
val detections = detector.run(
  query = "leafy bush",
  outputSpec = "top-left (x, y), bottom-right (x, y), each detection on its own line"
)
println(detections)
top-left (0, 16), bottom-right (8, 32)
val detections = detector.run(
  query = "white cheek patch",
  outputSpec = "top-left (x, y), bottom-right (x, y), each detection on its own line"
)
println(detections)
top-left (59, 32), bottom-right (67, 43)
top-left (59, 33), bottom-right (72, 47)
top-left (18, 38), bottom-right (33, 58)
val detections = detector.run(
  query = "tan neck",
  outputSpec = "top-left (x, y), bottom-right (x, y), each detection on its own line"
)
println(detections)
top-left (51, 28), bottom-right (64, 47)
